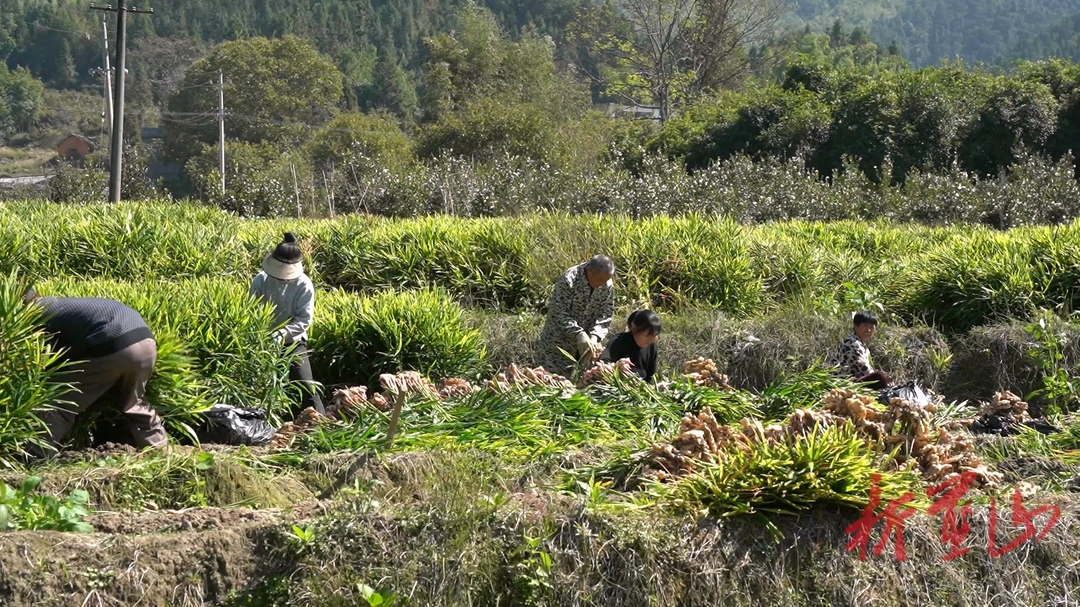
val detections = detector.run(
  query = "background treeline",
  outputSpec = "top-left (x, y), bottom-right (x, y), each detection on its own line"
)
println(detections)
top-left (4, 1), bottom-right (1080, 221)
top-left (6, 0), bottom-right (1080, 94)
top-left (788, 0), bottom-right (1080, 67)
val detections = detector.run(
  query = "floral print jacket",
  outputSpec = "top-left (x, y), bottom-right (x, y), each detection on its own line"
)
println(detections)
top-left (537, 263), bottom-right (614, 375)
top-left (829, 333), bottom-right (873, 379)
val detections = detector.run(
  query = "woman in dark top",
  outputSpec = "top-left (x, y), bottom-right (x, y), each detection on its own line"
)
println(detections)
top-left (601, 309), bottom-right (661, 382)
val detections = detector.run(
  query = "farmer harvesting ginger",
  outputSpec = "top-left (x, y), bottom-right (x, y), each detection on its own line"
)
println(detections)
top-left (601, 309), bottom-right (661, 382)
top-left (22, 289), bottom-right (169, 453)
top-left (250, 232), bottom-right (325, 417)
top-left (537, 254), bottom-right (615, 377)
top-left (828, 310), bottom-right (891, 390)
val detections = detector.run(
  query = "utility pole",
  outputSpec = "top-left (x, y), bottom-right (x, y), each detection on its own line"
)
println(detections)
top-left (100, 17), bottom-right (114, 145)
top-left (91, 1), bottom-right (153, 203)
top-left (217, 70), bottom-right (226, 197)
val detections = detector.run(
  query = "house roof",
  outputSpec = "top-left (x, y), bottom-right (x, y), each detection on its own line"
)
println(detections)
top-left (57, 134), bottom-right (94, 148)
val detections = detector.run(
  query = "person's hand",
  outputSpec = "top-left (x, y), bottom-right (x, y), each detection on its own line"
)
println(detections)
top-left (575, 332), bottom-right (592, 358)
top-left (272, 329), bottom-right (286, 345)
top-left (588, 338), bottom-right (603, 361)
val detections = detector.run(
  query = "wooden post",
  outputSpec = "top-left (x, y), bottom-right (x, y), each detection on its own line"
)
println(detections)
top-left (385, 390), bottom-right (405, 448)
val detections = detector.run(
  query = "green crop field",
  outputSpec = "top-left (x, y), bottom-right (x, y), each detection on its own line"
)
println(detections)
top-left (2, 201), bottom-right (1080, 607)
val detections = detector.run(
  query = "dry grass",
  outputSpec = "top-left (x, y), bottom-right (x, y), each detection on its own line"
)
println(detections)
top-left (265, 451), bottom-right (1080, 607)
top-left (3, 447), bottom-right (1078, 606)
top-left (0, 147), bottom-right (55, 178)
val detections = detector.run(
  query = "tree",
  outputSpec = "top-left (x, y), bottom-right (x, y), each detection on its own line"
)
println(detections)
top-left (361, 49), bottom-right (418, 122)
top-left (309, 111), bottom-right (413, 174)
top-left (568, 0), bottom-right (784, 120)
top-left (0, 66), bottom-right (44, 137)
top-left (419, 3), bottom-right (584, 122)
top-left (128, 37), bottom-right (210, 107)
top-left (164, 36), bottom-right (344, 165)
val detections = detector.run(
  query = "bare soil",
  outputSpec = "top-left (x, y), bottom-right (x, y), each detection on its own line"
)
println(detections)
top-left (0, 525), bottom-right (279, 607)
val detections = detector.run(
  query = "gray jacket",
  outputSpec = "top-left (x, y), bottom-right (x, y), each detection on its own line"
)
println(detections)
top-left (249, 271), bottom-right (316, 345)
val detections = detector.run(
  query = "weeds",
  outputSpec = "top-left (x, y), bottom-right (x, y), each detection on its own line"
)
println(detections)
top-left (1023, 310), bottom-right (1079, 414)
top-left (0, 476), bottom-right (92, 532)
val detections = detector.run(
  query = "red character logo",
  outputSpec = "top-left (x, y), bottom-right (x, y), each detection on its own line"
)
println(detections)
top-left (846, 473), bottom-right (918, 561)
top-left (987, 488), bottom-right (1060, 558)
top-left (927, 471), bottom-right (978, 561)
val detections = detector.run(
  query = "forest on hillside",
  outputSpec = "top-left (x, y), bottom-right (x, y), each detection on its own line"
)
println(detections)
top-left (5, 0), bottom-right (1080, 96)
top-left (788, 0), bottom-right (1080, 66)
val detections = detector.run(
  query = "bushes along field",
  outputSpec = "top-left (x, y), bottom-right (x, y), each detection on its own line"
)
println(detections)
top-left (5, 202), bottom-right (1080, 331)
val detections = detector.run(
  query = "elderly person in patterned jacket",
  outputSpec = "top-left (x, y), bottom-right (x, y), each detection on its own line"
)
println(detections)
top-left (828, 310), bottom-right (891, 390)
top-left (537, 255), bottom-right (615, 377)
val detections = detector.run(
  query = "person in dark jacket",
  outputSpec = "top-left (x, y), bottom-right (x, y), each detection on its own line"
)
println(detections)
top-left (600, 309), bottom-right (661, 382)
top-left (22, 288), bottom-right (168, 451)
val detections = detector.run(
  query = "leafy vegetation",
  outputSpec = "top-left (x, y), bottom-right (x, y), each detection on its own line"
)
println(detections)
top-left (0, 272), bottom-right (67, 466)
top-left (6, 202), bottom-right (1080, 336)
top-left (0, 476), bottom-right (91, 532)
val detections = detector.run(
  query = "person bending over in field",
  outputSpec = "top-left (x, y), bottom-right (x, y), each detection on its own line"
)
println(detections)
top-left (250, 232), bottom-right (325, 417)
top-left (601, 309), bottom-right (661, 382)
top-left (828, 310), bottom-right (891, 390)
top-left (22, 288), bottom-right (169, 454)
top-left (537, 255), bottom-right (615, 377)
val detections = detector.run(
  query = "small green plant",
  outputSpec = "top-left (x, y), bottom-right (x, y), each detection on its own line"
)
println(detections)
top-left (0, 476), bottom-right (93, 533)
top-left (288, 524), bottom-right (317, 550)
top-left (511, 532), bottom-right (554, 603)
top-left (357, 583), bottom-right (398, 606)
top-left (84, 566), bottom-right (117, 590)
top-left (1024, 310), bottom-right (1078, 414)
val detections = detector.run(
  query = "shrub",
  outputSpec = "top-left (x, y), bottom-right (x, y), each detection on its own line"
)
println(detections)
top-left (0, 272), bottom-right (68, 465)
top-left (309, 288), bottom-right (486, 389)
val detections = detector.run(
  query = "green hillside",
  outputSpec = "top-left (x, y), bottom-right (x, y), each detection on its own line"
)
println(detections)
top-left (0, 0), bottom-right (587, 90)
top-left (790, 0), bottom-right (1080, 66)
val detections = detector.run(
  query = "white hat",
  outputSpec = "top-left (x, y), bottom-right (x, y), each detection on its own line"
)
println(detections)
top-left (262, 232), bottom-right (304, 280)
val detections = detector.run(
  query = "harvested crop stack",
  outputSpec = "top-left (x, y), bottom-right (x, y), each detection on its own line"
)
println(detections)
top-left (966, 391), bottom-right (1049, 437)
top-left (486, 363), bottom-right (574, 392)
top-left (979, 391), bottom-right (1029, 419)
top-left (646, 387), bottom-right (1001, 489)
top-left (380, 371), bottom-right (439, 400)
top-left (828, 389), bottom-right (999, 487)
top-left (823, 388), bottom-right (889, 439)
top-left (328, 386), bottom-right (369, 419)
top-left (647, 407), bottom-right (742, 479)
top-left (785, 408), bottom-right (842, 436)
top-left (579, 358), bottom-right (635, 387)
top-left (369, 393), bottom-right (390, 411)
top-left (681, 358), bottom-right (732, 389)
top-left (270, 407), bottom-right (330, 448)
top-left (438, 378), bottom-right (476, 399)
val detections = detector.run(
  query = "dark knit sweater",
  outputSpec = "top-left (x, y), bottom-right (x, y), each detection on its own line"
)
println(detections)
top-left (37, 297), bottom-right (153, 360)
top-left (600, 332), bottom-right (658, 382)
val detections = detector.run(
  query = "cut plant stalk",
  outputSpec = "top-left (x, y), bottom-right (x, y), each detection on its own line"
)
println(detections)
top-left (386, 389), bottom-right (406, 448)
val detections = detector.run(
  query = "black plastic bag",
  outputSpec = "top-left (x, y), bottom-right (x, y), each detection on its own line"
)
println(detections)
top-left (970, 415), bottom-right (1061, 436)
top-left (197, 404), bottom-right (276, 446)
top-left (877, 381), bottom-right (932, 408)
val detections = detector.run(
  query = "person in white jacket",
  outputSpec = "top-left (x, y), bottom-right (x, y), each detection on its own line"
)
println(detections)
top-left (250, 232), bottom-right (324, 417)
